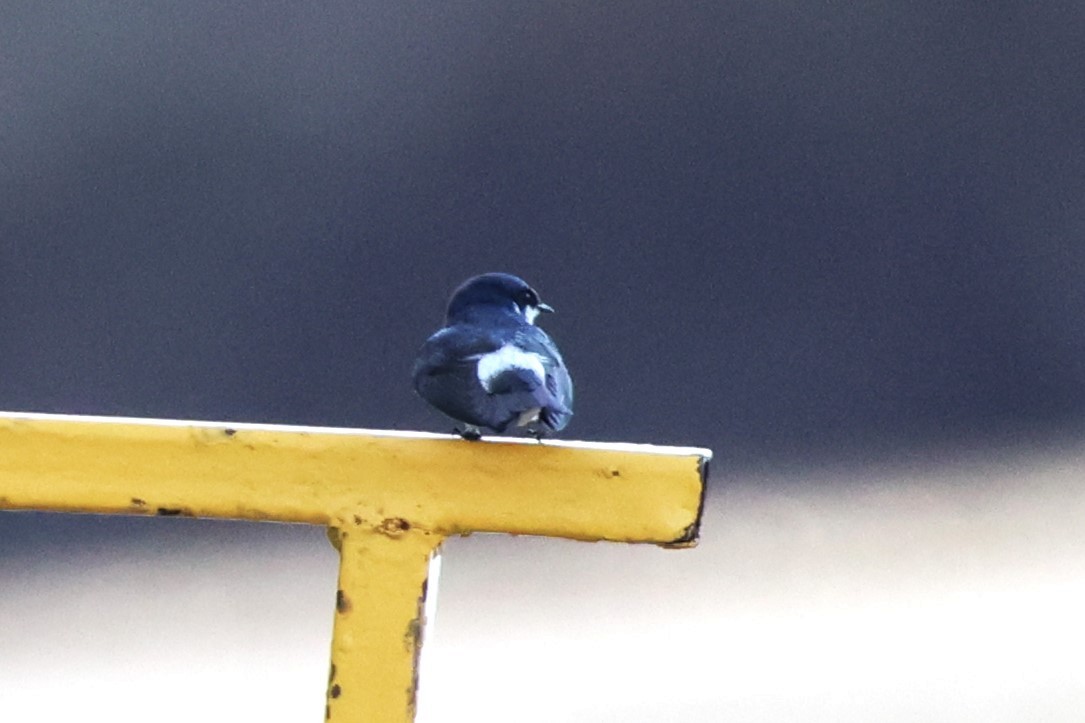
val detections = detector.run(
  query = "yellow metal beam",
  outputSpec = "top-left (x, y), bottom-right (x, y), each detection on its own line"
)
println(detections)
top-left (327, 526), bottom-right (443, 722)
top-left (0, 411), bottom-right (710, 722)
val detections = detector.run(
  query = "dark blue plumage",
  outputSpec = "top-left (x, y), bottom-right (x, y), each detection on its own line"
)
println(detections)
top-left (413, 273), bottom-right (573, 437)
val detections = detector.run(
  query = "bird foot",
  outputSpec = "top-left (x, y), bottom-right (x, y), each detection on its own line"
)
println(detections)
top-left (454, 426), bottom-right (483, 441)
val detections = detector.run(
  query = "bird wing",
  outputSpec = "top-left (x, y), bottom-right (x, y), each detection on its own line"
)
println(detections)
top-left (413, 326), bottom-right (503, 379)
top-left (413, 324), bottom-right (572, 433)
top-left (512, 326), bottom-right (574, 431)
top-left (412, 326), bottom-right (531, 431)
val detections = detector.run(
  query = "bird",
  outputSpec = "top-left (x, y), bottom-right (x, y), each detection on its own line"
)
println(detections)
top-left (413, 273), bottom-right (573, 439)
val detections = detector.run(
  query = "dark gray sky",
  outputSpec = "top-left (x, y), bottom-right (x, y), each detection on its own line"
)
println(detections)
top-left (2, 1), bottom-right (1084, 473)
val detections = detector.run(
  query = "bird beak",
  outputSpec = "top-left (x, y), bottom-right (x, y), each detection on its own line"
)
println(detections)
top-left (537, 302), bottom-right (555, 314)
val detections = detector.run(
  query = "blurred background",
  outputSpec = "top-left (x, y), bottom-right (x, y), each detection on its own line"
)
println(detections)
top-left (1, 1), bottom-right (1083, 720)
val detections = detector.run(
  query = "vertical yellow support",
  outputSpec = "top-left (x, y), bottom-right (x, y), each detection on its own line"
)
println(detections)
top-left (0, 412), bottom-right (710, 723)
top-left (326, 524), bottom-right (444, 722)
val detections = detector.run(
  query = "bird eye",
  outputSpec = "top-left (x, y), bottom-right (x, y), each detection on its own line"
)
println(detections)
top-left (518, 290), bottom-right (539, 308)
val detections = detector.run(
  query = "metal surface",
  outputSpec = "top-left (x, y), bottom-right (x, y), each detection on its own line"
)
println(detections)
top-left (0, 411), bottom-right (710, 721)
top-left (327, 526), bottom-right (443, 722)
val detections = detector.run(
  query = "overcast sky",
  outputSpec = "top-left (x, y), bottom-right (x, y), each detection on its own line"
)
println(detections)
top-left (2, 1), bottom-right (1083, 472)
top-left (3, 10), bottom-right (1083, 719)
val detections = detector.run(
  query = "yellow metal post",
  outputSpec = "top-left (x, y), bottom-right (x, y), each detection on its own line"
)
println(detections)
top-left (327, 525), bottom-right (443, 722)
top-left (0, 412), bottom-right (710, 722)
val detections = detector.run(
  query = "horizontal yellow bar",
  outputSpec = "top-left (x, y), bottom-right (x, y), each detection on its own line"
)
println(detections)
top-left (0, 412), bottom-right (709, 545)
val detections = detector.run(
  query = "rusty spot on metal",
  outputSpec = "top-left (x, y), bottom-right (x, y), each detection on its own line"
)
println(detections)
top-left (609, 467), bottom-right (621, 477)
top-left (325, 703), bottom-right (331, 720)
top-left (328, 663), bottom-right (336, 682)
top-left (352, 514), bottom-right (363, 526)
top-left (663, 456), bottom-right (709, 549)
top-left (330, 684), bottom-right (341, 699)
top-left (378, 517), bottom-right (411, 537)
top-left (336, 589), bottom-right (352, 614)
top-left (224, 428), bottom-right (237, 437)
top-left (155, 507), bottom-right (191, 517)
top-left (405, 575), bottom-right (428, 715)
top-left (130, 497), bottom-right (147, 507)
top-left (404, 617), bottom-right (422, 652)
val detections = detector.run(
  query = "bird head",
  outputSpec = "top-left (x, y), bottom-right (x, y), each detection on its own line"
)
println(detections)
top-left (445, 273), bottom-right (554, 325)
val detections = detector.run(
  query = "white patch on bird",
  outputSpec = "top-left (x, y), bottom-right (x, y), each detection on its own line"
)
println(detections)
top-left (476, 345), bottom-right (546, 392)
top-left (517, 408), bottom-right (541, 427)
top-left (521, 305), bottom-right (540, 325)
